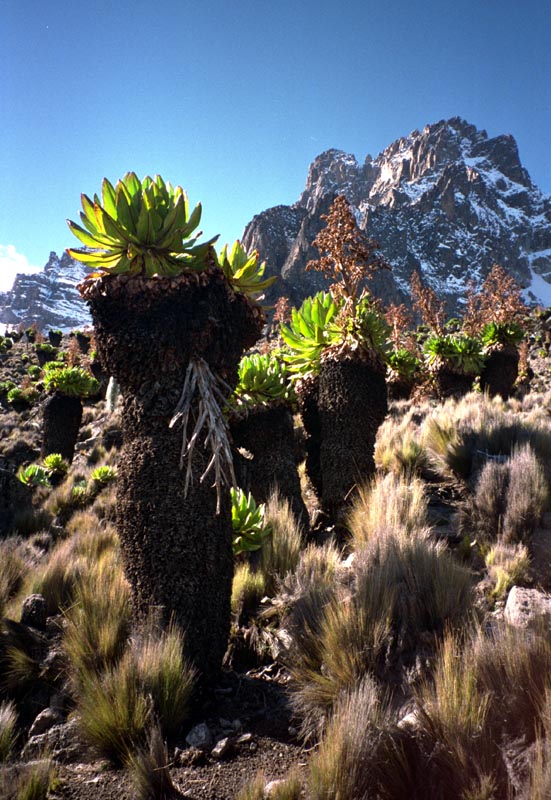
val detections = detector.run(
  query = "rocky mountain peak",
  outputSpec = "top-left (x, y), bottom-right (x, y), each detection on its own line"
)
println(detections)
top-left (243, 118), bottom-right (551, 311)
top-left (0, 252), bottom-right (91, 332)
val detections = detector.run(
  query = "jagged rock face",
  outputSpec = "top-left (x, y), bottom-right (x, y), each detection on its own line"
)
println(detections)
top-left (0, 252), bottom-right (91, 331)
top-left (243, 117), bottom-right (551, 312)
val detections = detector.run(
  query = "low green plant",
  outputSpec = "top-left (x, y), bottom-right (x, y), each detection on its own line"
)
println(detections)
top-left (42, 453), bottom-right (69, 476)
top-left (7, 386), bottom-right (39, 407)
top-left (231, 488), bottom-right (272, 556)
top-left (231, 353), bottom-right (295, 411)
top-left (17, 464), bottom-right (51, 487)
top-left (90, 465), bottom-right (118, 485)
top-left (231, 562), bottom-right (267, 618)
top-left (0, 380), bottom-right (16, 395)
top-left (280, 291), bottom-right (341, 377)
top-left (27, 365), bottom-right (41, 380)
top-left (43, 365), bottom-right (99, 397)
top-left (217, 240), bottom-right (276, 300)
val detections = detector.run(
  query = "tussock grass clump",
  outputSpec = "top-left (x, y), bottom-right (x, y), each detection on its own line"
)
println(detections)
top-left (485, 542), bottom-right (530, 598)
top-left (63, 557), bottom-right (131, 686)
top-left (459, 444), bottom-right (548, 548)
top-left (415, 633), bottom-right (501, 793)
top-left (285, 529), bottom-right (473, 739)
top-left (76, 624), bottom-right (195, 764)
top-left (374, 409), bottom-right (429, 476)
top-left (421, 392), bottom-right (551, 485)
top-left (237, 770), bottom-right (302, 800)
top-left (0, 539), bottom-right (27, 616)
top-left (261, 491), bottom-right (303, 593)
top-left (0, 700), bottom-right (17, 762)
top-left (309, 677), bottom-right (413, 800)
top-left (503, 444), bottom-right (548, 543)
top-left (10, 759), bottom-right (59, 800)
top-left (347, 472), bottom-right (430, 549)
top-left (231, 562), bottom-right (266, 619)
top-left (127, 724), bottom-right (181, 800)
top-left (27, 540), bottom-right (85, 616)
top-left (408, 622), bottom-right (551, 796)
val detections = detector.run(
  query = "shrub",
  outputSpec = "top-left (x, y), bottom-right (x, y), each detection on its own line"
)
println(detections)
top-left (423, 334), bottom-right (485, 376)
top-left (7, 386), bottom-right (39, 407)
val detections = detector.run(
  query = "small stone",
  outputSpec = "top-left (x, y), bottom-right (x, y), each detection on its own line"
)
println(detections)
top-left (185, 722), bottom-right (212, 750)
top-left (211, 737), bottom-right (232, 760)
top-left (235, 732), bottom-right (253, 746)
top-left (28, 708), bottom-right (62, 738)
top-left (397, 711), bottom-right (420, 731)
top-left (175, 746), bottom-right (206, 767)
top-left (505, 586), bottom-right (551, 629)
top-left (21, 594), bottom-right (47, 630)
top-left (265, 780), bottom-right (287, 797)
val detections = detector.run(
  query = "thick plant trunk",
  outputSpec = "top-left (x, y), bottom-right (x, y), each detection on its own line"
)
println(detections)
top-left (41, 392), bottom-right (82, 463)
top-left (480, 346), bottom-right (519, 399)
top-left (317, 354), bottom-right (388, 515)
top-left (431, 367), bottom-right (474, 399)
top-left (231, 404), bottom-right (308, 527)
top-left (84, 270), bottom-right (262, 686)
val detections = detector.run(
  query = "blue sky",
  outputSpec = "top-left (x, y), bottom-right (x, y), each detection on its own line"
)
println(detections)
top-left (1, 0), bottom-right (550, 291)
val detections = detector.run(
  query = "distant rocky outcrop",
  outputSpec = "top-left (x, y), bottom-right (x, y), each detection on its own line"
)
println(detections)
top-left (0, 252), bottom-right (91, 331)
top-left (243, 118), bottom-right (551, 312)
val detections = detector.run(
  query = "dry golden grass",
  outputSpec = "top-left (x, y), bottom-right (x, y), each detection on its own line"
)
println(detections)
top-left (347, 471), bottom-right (430, 550)
top-left (261, 490), bottom-right (303, 593)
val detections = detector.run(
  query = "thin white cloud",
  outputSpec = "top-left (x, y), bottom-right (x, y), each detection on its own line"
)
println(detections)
top-left (0, 245), bottom-right (42, 293)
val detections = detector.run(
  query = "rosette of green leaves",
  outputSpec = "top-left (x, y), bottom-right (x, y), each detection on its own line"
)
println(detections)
top-left (424, 334), bottom-right (486, 376)
top-left (18, 464), bottom-right (51, 487)
top-left (43, 365), bottom-right (99, 398)
top-left (231, 353), bottom-right (295, 412)
top-left (217, 241), bottom-right (276, 300)
top-left (67, 172), bottom-right (217, 278)
top-left (347, 296), bottom-right (391, 360)
top-left (280, 292), bottom-right (342, 377)
top-left (42, 453), bottom-right (69, 476)
top-left (481, 321), bottom-right (524, 349)
top-left (388, 348), bottom-right (420, 381)
top-left (231, 487), bottom-right (272, 556)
